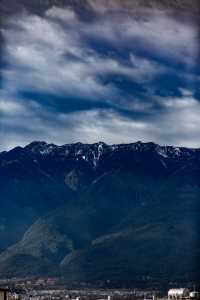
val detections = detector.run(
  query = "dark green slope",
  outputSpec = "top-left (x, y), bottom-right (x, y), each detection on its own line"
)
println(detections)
top-left (61, 166), bottom-right (200, 283)
top-left (0, 146), bottom-right (76, 252)
top-left (0, 141), bottom-right (200, 283)
top-left (0, 150), bottom-right (200, 283)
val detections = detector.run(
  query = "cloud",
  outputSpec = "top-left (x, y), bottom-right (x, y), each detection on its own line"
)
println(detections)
top-left (123, 12), bottom-right (197, 64)
top-left (1, 93), bottom-right (200, 151)
top-left (0, 105), bottom-right (154, 151)
top-left (179, 88), bottom-right (194, 97)
top-left (81, 10), bottom-right (198, 65)
top-left (2, 13), bottom-right (116, 99)
top-left (162, 97), bottom-right (198, 109)
top-left (0, 5), bottom-right (199, 150)
top-left (46, 6), bottom-right (78, 22)
top-left (0, 99), bottom-right (26, 116)
top-left (2, 10), bottom-right (171, 104)
top-left (2, 7), bottom-right (197, 96)
top-left (86, 0), bottom-right (198, 14)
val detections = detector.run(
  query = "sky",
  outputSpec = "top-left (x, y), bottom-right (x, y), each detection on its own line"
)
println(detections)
top-left (0, 2), bottom-right (200, 150)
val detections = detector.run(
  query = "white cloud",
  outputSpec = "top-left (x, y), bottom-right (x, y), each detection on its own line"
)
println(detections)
top-left (124, 12), bottom-right (197, 64)
top-left (0, 106), bottom-right (151, 151)
top-left (46, 6), bottom-right (78, 22)
top-left (82, 10), bottom-right (198, 65)
top-left (3, 7), bottom-right (193, 100)
top-left (0, 6), bottom-right (199, 150)
top-left (2, 11), bottom-right (169, 102)
top-left (161, 96), bottom-right (198, 109)
top-left (0, 99), bottom-right (25, 116)
top-left (179, 88), bottom-right (194, 97)
top-left (1, 93), bottom-right (200, 151)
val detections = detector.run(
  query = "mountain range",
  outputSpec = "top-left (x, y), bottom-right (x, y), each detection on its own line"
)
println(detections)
top-left (0, 141), bottom-right (200, 285)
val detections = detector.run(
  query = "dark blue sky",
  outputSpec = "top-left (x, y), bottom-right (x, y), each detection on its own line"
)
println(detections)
top-left (0, 5), bottom-right (199, 150)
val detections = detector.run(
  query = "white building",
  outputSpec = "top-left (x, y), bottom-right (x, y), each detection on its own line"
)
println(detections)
top-left (190, 292), bottom-right (200, 299)
top-left (0, 289), bottom-right (9, 300)
top-left (168, 289), bottom-right (190, 299)
top-left (98, 296), bottom-right (111, 300)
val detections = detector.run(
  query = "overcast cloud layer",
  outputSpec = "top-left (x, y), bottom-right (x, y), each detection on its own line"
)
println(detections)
top-left (0, 4), bottom-right (199, 150)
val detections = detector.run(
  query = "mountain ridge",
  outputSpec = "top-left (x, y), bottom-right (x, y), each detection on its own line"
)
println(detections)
top-left (2, 140), bottom-right (199, 162)
top-left (0, 140), bottom-right (200, 284)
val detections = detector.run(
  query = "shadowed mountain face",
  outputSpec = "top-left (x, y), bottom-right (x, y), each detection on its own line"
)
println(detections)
top-left (0, 141), bottom-right (200, 284)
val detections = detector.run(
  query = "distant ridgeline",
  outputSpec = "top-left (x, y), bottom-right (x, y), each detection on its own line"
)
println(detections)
top-left (0, 141), bottom-right (200, 285)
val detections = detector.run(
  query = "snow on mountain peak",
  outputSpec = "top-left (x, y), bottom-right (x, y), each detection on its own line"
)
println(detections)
top-left (21, 141), bottom-right (198, 166)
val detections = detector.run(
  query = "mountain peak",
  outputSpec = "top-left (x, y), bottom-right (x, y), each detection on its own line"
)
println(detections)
top-left (24, 141), bottom-right (57, 155)
top-left (1, 140), bottom-right (198, 163)
top-left (25, 141), bottom-right (48, 148)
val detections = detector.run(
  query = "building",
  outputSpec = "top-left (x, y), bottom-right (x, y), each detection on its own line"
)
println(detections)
top-left (98, 296), bottom-right (111, 300)
top-left (190, 292), bottom-right (200, 299)
top-left (168, 289), bottom-right (190, 299)
top-left (0, 289), bottom-right (10, 300)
